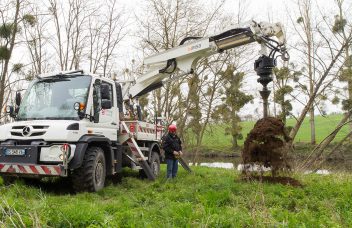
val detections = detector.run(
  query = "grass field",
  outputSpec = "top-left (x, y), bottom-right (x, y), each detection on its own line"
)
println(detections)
top-left (200, 114), bottom-right (350, 152)
top-left (1, 166), bottom-right (351, 227)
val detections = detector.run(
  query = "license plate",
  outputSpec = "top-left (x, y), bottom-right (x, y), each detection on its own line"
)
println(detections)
top-left (4, 148), bottom-right (26, 156)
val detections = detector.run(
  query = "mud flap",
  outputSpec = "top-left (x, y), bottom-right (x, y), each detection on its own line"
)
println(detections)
top-left (178, 157), bottom-right (192, 173)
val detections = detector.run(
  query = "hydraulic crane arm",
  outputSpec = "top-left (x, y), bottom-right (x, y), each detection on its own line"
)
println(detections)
top-left (123, 20), bottom-right (289, 100)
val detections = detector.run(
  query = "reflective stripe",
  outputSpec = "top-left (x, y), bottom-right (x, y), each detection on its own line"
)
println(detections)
top-left (36, 166), bottom-right (46, 175)
top-left (24, 165), bottom-right (33, 174)
top-left (48, 166), bottom-right (58, 175)
top-left (1, 164), bottom-right (10, 172)
top-left (40, 166), bottom-right (50, 174)
top-left (0, 164), bottom-right (62, 176)
top-left (29, 166), bottom-right (39, 174)
top-left (54, 166), bottom-right (61, 174)
top-left (18, 165), bottom-right (27, 173)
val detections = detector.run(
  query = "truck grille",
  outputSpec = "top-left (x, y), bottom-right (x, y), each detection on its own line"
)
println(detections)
top-left (10, 125), bottom-right (49, 137)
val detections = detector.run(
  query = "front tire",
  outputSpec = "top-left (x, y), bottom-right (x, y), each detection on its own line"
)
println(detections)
top-left (72, 147), bottom-right (106, 192)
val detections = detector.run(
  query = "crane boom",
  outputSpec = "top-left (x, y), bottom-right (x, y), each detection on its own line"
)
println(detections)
top-left (123, 20), bottom-right (288, 100)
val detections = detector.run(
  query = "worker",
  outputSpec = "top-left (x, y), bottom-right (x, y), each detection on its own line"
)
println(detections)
top-left (162, 124), bottom-right (183, 179)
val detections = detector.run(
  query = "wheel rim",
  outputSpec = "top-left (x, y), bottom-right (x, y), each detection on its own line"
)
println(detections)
top-left (95, 160), bottom-right (104, 186)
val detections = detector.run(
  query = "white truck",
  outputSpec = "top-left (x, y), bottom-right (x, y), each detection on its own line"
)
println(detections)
top-left (0, 21), bottom-right (288, 192)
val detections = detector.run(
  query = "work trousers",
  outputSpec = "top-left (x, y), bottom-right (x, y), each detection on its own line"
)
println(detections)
top-left (166, 159), bottom-right (178, 178)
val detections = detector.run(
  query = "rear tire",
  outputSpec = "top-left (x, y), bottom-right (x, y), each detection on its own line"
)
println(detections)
top-left (139, 152), bottom-right (160, 179)
top-left (72, 147), bottom-right (106, 192)
top-left (150, 152), bottom-right (160, 177)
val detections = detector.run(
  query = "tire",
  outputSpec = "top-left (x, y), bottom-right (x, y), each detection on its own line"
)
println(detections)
top-left (71, 146), bottom-right (106, 192)
top-left (139, 152), bottom-right (160, 179)
top-left (1, 175), bottom-right (17, 185)
top-left (150, 152), bottom-right (160, 177)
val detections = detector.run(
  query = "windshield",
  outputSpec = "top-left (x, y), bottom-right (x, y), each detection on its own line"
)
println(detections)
top-left (17, 76), bottom-right (91, 120)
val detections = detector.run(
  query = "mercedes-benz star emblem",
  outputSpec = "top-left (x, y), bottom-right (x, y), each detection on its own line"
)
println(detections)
top-left (22, 126), bottom-right (31, 136)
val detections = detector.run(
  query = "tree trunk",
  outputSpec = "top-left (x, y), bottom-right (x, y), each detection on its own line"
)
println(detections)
top-left (0, 0), bottom-right (21, 119)
top-left (309, 107), bottom-right (316, 144)
top-left (302, 111), bottom-right (352, 168)
top-left (281, 100), bottom-right (286, 124)
top-left (232, 135), bottom-right (238, 149)
top-left (306, 3), bottom-right (316, 145)
top-left (289, 42), bottom-right (348, 143)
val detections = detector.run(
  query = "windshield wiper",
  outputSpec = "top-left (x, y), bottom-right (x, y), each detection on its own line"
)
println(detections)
top-left (42, 117), bottom-right (78, 120)
top-left (16, 118), bottom-right (39, 121)
top-left (17, 117), bottom-right (78, 121)
top-left (39, 78), bottom-right (71, 83)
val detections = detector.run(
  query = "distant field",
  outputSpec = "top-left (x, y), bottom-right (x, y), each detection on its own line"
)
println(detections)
top-left (200, 114), bottom-right (350, 152)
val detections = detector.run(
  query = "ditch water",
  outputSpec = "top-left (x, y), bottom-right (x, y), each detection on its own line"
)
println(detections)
top-left (183, 156), bottom-right (352, 173)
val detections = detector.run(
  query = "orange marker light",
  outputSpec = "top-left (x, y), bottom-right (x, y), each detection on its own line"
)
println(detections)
top-left (79, 103), bottom-right (86, 110)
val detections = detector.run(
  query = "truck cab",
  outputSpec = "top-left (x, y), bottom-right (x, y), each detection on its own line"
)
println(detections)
top-left (0, 71), bottom-right (163, 192)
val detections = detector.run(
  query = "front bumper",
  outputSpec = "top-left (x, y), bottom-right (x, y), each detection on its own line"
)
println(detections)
top-left (0, 163), bottom-right (65, 177)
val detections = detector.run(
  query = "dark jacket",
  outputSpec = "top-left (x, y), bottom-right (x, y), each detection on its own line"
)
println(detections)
top-left (162, 133), bottom-right (182, 160)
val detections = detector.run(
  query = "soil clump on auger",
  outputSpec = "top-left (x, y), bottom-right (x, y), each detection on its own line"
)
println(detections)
top-left (240, 117), bottom-right (302, 187)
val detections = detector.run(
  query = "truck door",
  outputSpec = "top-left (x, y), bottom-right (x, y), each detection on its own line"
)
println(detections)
top-left (90, 79), bottom-right (118, 140)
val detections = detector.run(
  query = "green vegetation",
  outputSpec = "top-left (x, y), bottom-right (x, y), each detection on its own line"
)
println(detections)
top-left (1, 166), bottom-right (351, 227)
top-left (200, 114), bottom-right (350, 153)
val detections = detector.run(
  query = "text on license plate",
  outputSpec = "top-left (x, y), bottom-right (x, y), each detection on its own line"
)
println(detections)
top-left (4, 149), bottom-right (26, 156)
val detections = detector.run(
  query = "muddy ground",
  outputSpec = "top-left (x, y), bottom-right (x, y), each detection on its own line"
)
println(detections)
top-left (240, 175), bottom-right (303, 187)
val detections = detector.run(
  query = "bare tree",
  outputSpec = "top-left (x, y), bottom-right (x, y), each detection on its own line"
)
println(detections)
top-left (289, 34), bottom-right (352, 143)
top-left (0, 0), bottom-right (29, 120)
top-left (136, 0), bottom-right (225, 124)
top-left (101, 0), bottom-right (127, 77)
top-left (48, 0), bottom-right (91, 71)
top-left (287, 0), bottom-right (352, 144)
top-left (299, 0), bottom-right (352, 168)
top-left (23, 4), bottom-right (52, 77)
top-left (294, 0), bottom-right (317, 145)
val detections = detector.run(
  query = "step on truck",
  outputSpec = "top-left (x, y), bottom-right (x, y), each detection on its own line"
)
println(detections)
top-left (0, 20), bottom-right (289, 192)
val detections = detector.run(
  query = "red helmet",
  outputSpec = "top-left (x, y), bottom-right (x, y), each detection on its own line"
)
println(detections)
top-left (168, 124), bottom-right (177, 133)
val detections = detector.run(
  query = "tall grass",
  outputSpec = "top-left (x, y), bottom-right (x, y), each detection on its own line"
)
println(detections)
top-left (1, 166), bottom-right (351, 227)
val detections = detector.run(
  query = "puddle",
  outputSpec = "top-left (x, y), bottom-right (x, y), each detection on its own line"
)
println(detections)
top-left (237, 164), bottom-right (271, 172)
top-left (188, 161), bottom-right (333, 175)
top-left (184, 156), bottom-right (351, 173)
top-left (189, 162), bottom-right (234, 169)
top-left (304, 169), bottom-right (331, 175)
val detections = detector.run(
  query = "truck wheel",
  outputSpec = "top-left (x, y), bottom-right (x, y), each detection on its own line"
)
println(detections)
top-left (150, 152), bottom-right (160, 177)
top-left (72, 146), bottom-right (106, 192)
top-left (139, 152), bottom-right (160, 178)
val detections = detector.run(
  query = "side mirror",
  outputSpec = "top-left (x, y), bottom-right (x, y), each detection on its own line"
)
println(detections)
top-left (101, 84), bottom-right (111, 100)
top-left (102, 100), bottom-right (112, 109)
top-left (15, 92), bottom-right (21, 106)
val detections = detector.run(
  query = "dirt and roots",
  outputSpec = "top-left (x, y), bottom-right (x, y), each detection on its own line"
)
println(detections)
top-left (240, 175), bottom-right (303, 187)
top-left (241, 117), bottom-right (301, 186)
